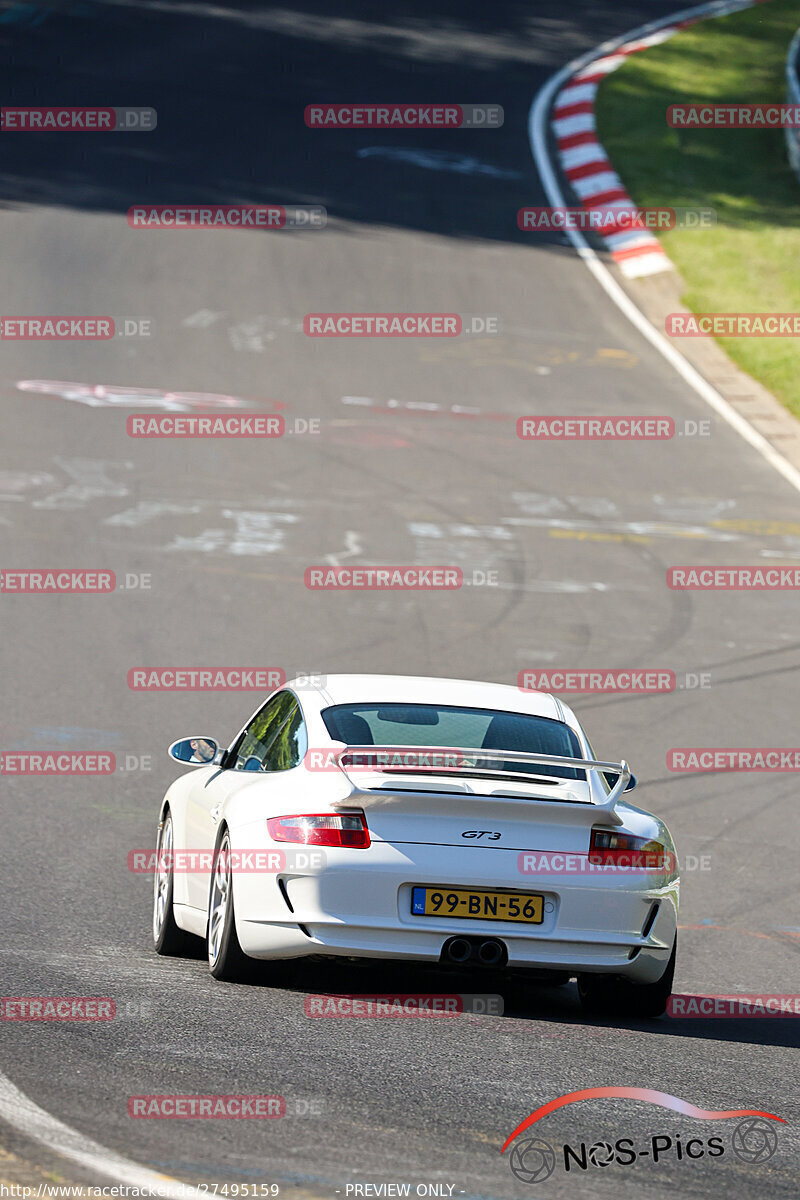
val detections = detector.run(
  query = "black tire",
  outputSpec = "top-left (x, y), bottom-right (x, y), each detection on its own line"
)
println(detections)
top-left (578, 936), bottom-right (677, 1020)
top-left (153, 811), bottom-right (192, 956)
top-left (207, 829), bottom-right (251, 981)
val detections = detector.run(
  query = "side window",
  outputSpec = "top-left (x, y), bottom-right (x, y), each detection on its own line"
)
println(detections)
top-left (233, 691), bottom-right (296, 770)
top-left (263, 703), bottom-right (307, 772)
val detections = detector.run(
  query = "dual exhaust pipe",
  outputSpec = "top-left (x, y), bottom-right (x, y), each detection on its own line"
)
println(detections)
top-left (442, 935), bottom-right (506, 968)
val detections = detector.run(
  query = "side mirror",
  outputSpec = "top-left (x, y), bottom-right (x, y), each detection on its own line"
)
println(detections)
top-left (169, 737), bottom-right (220, 765)
top-left (242, 755), bottom-right (263, 772)
top-left (625, 773), bottom-right (637, 791)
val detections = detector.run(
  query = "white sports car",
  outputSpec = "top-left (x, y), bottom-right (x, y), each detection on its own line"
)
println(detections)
top-left (153, 675), bottom-right (679, 1017)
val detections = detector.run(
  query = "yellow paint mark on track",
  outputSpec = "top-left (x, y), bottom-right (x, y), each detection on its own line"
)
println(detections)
top-left (549, 529), bottom-right (651, 544)
top-left (712, 518), bottom-right (800, 537)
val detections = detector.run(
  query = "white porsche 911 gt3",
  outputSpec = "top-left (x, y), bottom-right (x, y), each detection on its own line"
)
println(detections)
top-left (153, 675), bottom-right (678, 1017)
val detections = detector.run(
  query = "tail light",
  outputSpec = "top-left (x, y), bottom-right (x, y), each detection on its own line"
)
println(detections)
top-left (590, 828), bottom-right (667, 870)
top-left (267, 812), bottom-right (371, 849)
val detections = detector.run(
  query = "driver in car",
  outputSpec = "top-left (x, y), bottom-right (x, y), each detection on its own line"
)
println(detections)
top-left (189, 738), bottom-right (216, 763)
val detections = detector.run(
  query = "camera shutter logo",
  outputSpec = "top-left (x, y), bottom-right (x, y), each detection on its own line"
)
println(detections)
top-left (732, 1118), bottom-right (778, 1163)
top-left (509, 1137), bottom-right (556, 1183)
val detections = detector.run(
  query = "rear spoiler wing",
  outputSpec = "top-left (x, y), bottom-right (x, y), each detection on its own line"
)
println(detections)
top-left (332, 744), bottom-right (630, 825)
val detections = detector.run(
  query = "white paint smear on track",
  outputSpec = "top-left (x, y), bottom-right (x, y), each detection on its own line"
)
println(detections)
top-left (17, 380), bottom-right (248, 412)
top-left (325, 530), bottom-right (364, 567)
top-left (164, 510), bottom-right (299, 555)
top-left (0, 1070), bottom-right (198, 1196)
top-left (488, 579), bottom-right (612, 593)
top-left (356, 146), bottom-right (523, 178)
top-left (33, 458), bottom-right (131, 511)
top-left (105, 501), bottom-right (204, 528)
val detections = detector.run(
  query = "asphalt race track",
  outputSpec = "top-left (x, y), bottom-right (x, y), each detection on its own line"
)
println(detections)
top-left (1, 1), bottom-right (799, 1197)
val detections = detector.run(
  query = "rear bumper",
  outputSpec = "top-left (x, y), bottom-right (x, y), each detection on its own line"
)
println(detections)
top-left (234, 839), bottom-right (678, 982)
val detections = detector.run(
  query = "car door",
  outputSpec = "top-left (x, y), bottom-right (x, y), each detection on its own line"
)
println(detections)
top-left (183, 690), bottom-right (298, 911)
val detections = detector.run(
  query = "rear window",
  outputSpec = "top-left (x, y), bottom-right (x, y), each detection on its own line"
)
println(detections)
top-left (321, 703), bottom-right (585, 781)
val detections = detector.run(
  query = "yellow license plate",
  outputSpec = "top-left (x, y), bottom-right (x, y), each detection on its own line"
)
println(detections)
top-left (411, 886), bottom-right (543, 924)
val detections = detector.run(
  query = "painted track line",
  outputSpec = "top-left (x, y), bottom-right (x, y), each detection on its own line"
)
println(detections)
top-left (529, 0), bottom-right (800, 497)
top-left (0, 1070), bottom-right (199, 1196)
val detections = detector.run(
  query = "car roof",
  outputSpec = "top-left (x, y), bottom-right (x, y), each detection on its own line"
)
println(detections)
top-left (291, 674), bottom-right (564, 721)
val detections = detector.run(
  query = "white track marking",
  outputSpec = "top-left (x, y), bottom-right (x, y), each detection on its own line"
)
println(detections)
top-left (341, 395), bottom-right (485, 417)
top-left (512, 492), bottom-right (622, 519)
top-left (164, 510), bottom-right (299, 556)
top-left (495, 579), bottom-right (611, 593)
top-left (0, 470), bottom-right (56, 503)
top-left (528, 0), bottom-right (800, 496)
top-left (228, 318), bottom-right (279, 352)
top-left (33, 458), bottom-right (131, 510)
top-left (356, 147), bottom-right (523, 179)
top-left (182, 309), bottom-right (226, 328)
top-left (409, 521), bottom-right (512, 541)
top-left (225, 510), bottom-right (299, 555)
top-left (325, 530), bottom-right (364, 567)
top-left (652, 495), bottom-right (737, 521)
top-left (17, 380), bottom-right (247, 411)
top-left (105, 501), bottom-right (203, 528)
top-left (0, 1070), bottom-right (198, 1196)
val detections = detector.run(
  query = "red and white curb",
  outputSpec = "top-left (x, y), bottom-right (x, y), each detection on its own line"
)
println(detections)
top-left (550, 3), bottom-right (762, 278)
top-left (530, 0), bottom-right (800, 499)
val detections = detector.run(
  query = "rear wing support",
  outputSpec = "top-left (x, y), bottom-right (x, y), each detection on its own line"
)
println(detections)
top-left (331, 745), bottom-right (631, 826)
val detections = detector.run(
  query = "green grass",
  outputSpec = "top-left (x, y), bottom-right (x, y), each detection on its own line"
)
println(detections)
top-left (594, 0), bottom-right (800, 417)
